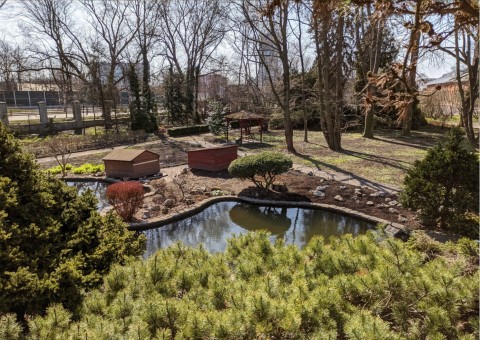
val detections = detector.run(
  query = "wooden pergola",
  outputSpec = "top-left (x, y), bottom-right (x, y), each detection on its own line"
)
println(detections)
top-left (225, 110), bottom-right (266, 144)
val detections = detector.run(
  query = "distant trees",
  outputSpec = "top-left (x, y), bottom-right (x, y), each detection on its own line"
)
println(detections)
top-left (156, 0), bottom-right (227, 124)
top-left (0, 123), bottom-right (145, 321)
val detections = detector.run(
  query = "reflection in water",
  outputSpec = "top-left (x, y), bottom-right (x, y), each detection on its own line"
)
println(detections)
top-left (66, 181), bottom-right (110, 211)
top-left (143, 201), bottom-right (375, 257)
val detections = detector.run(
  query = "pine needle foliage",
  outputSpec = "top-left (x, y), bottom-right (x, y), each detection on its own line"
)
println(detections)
top-left (0, 123), bottom-right (145, 321)
top-left (11, 231), bottom-right (479, 339)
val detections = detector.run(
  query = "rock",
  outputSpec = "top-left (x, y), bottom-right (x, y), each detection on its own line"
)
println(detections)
top-left (388, 207), bottom-right (398, 214)
top-left (388, 200), bottom-right (398, 206)
top-left (354, 188), bottom-right (362, 194)
top-left (315, 185), bottom-right (328, 191)
top-left (355, 200), bottom-right (360, 204)
top-left (142, 204), bottom-right (149, 209)
top-left (376, 204), bottom-right (389, 209)
top-left (151, 206), bottom-right (160, 211)
top-left (142, 212), bottom-right (150, 219)
top-left (210, 187), bottom-right (222, 192)
top-left (181, 167), bottom-right (188, 174)
top-left (320, 178), bottom-right (325, 182)
top-left (398, 215), bottom-right (408, 223)
top-left (311, 190), bottom-right (325, 198)
top-left (370, 191), bottom-right (386, 198)
top-left (162, 207), bottom-right (169, 214)
top-left (334, 195), bottom-right (344, 202)
top-left (340, 185), bottom-right (347, 190)
top-left (385, 197), bottom-right (392, 202)
top-left (184, 199), bottom-right (195, 205)
top-left (308, 171), bottom-right (314, 176)
top-left (164, 198), bottom-right (175, 208)
top-left (366, 201), bottom-right (374, 206)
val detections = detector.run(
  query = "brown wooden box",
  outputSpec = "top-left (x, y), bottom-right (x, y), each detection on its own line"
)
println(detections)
top-left (188, 145), bottom-right (238, 171)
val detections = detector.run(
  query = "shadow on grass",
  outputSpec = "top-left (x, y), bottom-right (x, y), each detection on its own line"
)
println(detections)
top-left (295, 152), bottom-right (399, 193)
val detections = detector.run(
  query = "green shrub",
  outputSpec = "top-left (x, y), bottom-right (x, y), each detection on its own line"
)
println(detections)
top-left (15, 232), bottom-right (479, 339)
top-left (167, 125), bottom-right (209, 137)
top-left (46, 163), bottom-right (73, 175)
top-left (400, 128), bottom-right (479, 231)
top-left (0, 123), bottom-right (144, 321)
top-left (71, 163), bottom-right (105, 175)
top-left (228, 152), bottom-right (292, 189)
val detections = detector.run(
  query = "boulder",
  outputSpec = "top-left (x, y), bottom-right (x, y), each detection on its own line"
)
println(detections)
top-left (366, 201), bottom-right (374, 206)
top-left (164, 198), bottom-right (175, 208)
top-left (334, 195), bottom-right (344, 202)
top-left (316, 185), bottom-right (328, 191)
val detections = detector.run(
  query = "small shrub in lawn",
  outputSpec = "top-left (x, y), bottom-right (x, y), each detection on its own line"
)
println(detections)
top-left (228, 152), bottom-right (292, 190)
top-left (106, 181), bottom-right (145, 221)
top-left (400, 128), bottom-right (479, 231)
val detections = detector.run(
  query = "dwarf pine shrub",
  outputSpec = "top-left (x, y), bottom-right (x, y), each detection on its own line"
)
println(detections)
top-left (6, 231), bottom-right (477, 339)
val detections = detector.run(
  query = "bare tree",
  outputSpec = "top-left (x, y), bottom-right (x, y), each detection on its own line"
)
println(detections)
top-left (0, 39), bottom-right (24, 91)
top-left (82, 0), bottom-right (140, 128)
top-left (312, 1), bottom-right (352, 151)
top-left (156, 0), bottom-right (227, 124)
top-left (237, 0), bottom-right (297, 153)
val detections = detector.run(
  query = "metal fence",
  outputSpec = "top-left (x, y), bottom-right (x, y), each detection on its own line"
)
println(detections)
top-left (0, 90), bottom-right (130, 107)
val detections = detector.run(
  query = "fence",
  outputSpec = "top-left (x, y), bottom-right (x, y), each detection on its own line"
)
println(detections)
top-left (24, 130), bottom-right (148, 158)
top-left (0, 90), bottom-right (130, 107)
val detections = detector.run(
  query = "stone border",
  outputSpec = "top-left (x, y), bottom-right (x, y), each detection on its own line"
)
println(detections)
top-left (62, 175), bottom-right (120, 184)
top-left (128, 195), bottom-right (409, 239)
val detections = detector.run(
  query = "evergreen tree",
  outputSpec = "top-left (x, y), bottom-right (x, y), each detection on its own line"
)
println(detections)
top-left (163, 66), bottom-right (187, 125)
top-left (0, 123), bottom-right (145, 321)
top-left (400, 128), bottom-right (479, 231)
top-left (207, 100), bottom-right (227, 137)
top-left (129, 63), bottom-right (157, 133)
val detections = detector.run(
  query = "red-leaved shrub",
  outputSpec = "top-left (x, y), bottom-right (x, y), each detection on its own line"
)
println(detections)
top-left (106, 181), bottom-right (145, 221)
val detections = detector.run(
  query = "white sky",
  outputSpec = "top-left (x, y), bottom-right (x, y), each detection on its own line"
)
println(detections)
top-left (0, 1), bottom-right (455, 82)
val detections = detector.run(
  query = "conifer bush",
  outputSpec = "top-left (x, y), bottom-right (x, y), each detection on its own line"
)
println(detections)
top-left (9, 231), bottom-right (478, 339)
top-left (106, 181), bottom-right (145, 221)
top-left (228, 152), bottom-right (292, 189)
top-left (0, 123), bottom-right (145, 322)
top-left (400, 128), bottom-right (479, 232)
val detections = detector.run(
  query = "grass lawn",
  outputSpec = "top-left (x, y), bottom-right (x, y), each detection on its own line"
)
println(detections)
top-left (237, 125), bottom-right (450, 186)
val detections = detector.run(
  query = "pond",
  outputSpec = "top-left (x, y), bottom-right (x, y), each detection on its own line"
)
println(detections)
top-left (143, 201), bottom-right (376, 256)
top-left (66, 181), bottom-right (110, 211)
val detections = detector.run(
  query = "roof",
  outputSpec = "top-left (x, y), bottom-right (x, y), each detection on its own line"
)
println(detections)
top-left (425, 72), bottom-right (468, 87)
top-left (225, 110), bottom-right (266, 121)
top-left (102, 149), bottom-right (159, 162)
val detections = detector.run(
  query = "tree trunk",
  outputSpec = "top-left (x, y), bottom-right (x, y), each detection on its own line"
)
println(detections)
top-left (402, 0), bottom-right (422, 137)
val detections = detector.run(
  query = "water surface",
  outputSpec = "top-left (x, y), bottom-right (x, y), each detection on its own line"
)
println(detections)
top-left (66, 181), bottom-right (110, 211)
top-left (143, 201), bottom-right (375, 256)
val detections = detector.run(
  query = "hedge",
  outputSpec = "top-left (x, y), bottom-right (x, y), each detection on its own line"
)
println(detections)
top-left (167, 125), bottom-right (210, 137)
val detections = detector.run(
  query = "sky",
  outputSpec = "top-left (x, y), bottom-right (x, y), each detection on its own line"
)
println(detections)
top-left (0, 1), bottom-right (456, 82)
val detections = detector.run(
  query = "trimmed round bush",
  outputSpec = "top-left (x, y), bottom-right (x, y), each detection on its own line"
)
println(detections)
top-left (228, 151), bottom-right (292, 189)
top-left (106, 181), bottom-right (145, 221)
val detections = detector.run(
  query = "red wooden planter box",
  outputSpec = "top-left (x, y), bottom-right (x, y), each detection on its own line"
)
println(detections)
top-left (188, 145), bottom-right (238, 171)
